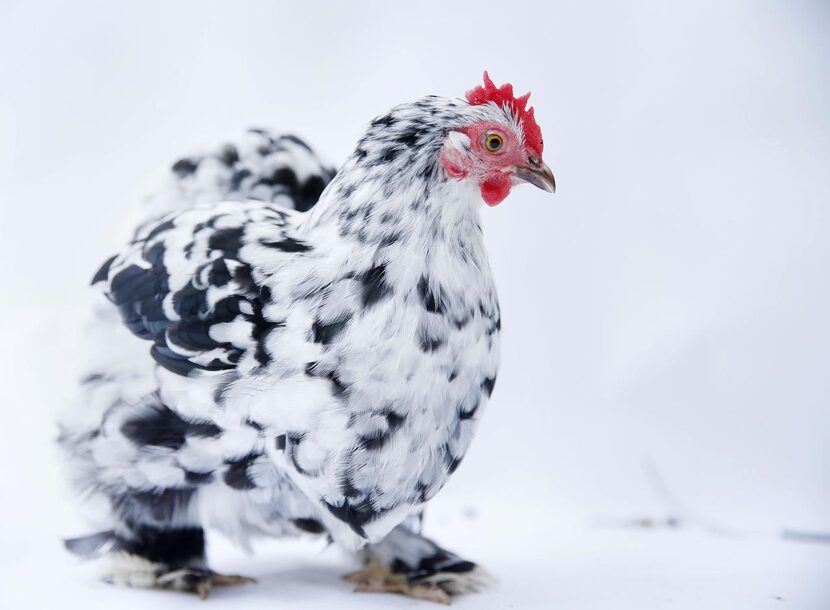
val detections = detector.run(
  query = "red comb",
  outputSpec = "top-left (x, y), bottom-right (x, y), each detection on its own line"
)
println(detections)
top-left (465, 71), bottom-right (544, 155)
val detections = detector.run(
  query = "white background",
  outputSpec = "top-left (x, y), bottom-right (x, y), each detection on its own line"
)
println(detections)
top-left (1, 1), bottom-right (828, 608)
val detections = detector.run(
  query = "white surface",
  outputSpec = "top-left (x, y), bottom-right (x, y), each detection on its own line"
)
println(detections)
top-left (3, 501), bottom-right (830, 610)
top-left (1, 1), bottom-right (828, 608)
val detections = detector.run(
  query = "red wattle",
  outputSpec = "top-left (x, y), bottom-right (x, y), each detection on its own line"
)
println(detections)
top-left (480, 174), bottom-right (512, 206)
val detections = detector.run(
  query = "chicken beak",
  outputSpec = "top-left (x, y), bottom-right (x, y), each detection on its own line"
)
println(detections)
top-left (514, 161), bottom-right (556, 194)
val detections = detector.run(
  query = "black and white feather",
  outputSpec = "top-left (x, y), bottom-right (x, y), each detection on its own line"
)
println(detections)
top-left (60, 98), bottom-right (511, 593)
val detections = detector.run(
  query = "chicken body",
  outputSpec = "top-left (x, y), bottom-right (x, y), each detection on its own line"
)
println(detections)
top-left (59, 95), bottom-right (518, 599)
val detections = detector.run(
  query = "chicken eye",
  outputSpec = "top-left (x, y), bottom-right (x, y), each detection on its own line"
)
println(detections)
top-left (484, 133), bottom-right (504, 152)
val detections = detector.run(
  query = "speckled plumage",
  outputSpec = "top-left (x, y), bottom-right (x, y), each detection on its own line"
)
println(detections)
top-left (58, 86), bottom-right (549, 599)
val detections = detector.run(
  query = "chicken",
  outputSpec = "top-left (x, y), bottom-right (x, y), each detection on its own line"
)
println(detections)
top-left (59, 73), bottom-right (555, 603)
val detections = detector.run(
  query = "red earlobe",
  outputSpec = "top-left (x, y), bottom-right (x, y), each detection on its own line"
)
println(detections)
top-left (439, 149), bottom-right (468, 180)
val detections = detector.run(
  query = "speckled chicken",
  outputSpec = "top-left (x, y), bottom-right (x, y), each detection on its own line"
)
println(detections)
top-left (59, 73), bottom-right (555, 603)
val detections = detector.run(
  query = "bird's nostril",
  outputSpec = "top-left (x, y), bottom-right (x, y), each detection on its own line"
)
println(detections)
top-left (528, 156), bottom-right (541, 166)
